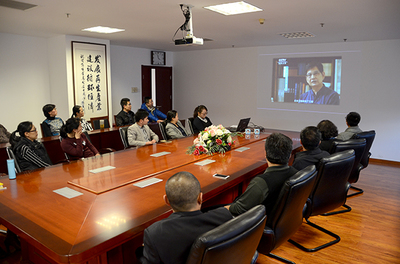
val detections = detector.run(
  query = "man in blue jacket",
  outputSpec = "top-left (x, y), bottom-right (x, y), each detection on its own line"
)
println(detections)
top-left (140, 97), bottom-right (166, 123)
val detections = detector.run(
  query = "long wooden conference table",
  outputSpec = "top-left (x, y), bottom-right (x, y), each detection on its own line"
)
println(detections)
top-left (0, 129), bottom-right (301, 264)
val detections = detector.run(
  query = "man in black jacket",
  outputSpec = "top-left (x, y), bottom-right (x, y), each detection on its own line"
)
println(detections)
top-left (226, 133), bottom-right (298, 216)
top-left (115, 98), bottom-right (135, 126)
top-left (292, 126), bottom-right (330, 170)
top-left (138, 171), bottom-right (233, 264)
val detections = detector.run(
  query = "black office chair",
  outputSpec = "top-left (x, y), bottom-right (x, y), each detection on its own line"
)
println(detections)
top-left (289, 150), bottom-right (355, 252)
top-left (353, 130), bottom-right (376, 169)
top-left (257, 165), bottom-right (317, 264)
top-left (5, 147), bottom-right (21, 174)
top-left (330, 138), bottom-right (366, 197)
top-left (148, 122), bottom-right (165, 141)
top-left (159, 121), bottom-right (169, 140)
top-left (187, 117), bottom-right (195, 135)
top-left (186, 205), bottom-right (266, 264)
top-left (119, 126), bottom-right (133, 149)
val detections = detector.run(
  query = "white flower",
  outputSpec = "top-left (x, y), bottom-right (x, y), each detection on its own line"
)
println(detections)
top-left (202, 132), bottom-right (209, 141)
top-left (227, 136), bottom-right (232, 143)
top-left (216, 129), bottom-right (223, 136)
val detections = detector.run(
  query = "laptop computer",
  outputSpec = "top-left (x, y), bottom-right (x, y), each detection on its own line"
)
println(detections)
top-left (227, 118), bottom-right (251, 132)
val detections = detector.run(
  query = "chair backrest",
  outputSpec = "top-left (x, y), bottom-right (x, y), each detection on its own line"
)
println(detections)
top-left (330, 138), bottom-right (366, 184)
top-left (5, 147), bottom-right (21, 173)
top-left (58, 136), bottom-right (70, 161)
top-left (186, 205), bottom-right (266, 264)
top-left (187, 117), bottom-right (195, 135)
top-left (159, 121), bottom-right (169, 140)
top-left (119, 127), bottom-right (130, 149)
top-left (353, 130), bottom-right (376, 168)
top-left (180, 119), bottom-right (186, 128)
top-left (258, 166), bottom-right (317, 254)
top-left (148, 122), bottom-right (165, 140)
top-left (90, 116), bottom-right (110, 130)
top-left (113, 115), bottom-right (117, 127)
top-left (307, 149), bottom-right (355, 217)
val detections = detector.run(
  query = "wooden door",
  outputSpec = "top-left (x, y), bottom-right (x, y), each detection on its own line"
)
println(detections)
top-left (141, 66), bottom-right (172, 114)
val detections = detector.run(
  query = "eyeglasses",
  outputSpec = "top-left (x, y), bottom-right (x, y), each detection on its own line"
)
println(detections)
top-left (306, 71), bottom-right (321, 78)
top-left (29, 129), bottom-right (37, 133)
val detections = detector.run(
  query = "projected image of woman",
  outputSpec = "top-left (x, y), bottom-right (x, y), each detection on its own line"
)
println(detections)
top-left (299, 61), bottom-right (340, 105)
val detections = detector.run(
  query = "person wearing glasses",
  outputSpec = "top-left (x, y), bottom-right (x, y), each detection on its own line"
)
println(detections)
top-left (116, 98), bottom-right (135, 127)
top-left (9, 121), bottom-right (52, 172)
top-left (42, 104), bottom-right (64, 137)
top-left (298, 61), bottom-right (340, 105)
top-left (192, 105), bottom-right (212, 134)
top-left (71, 105), bottom-right (93, 132)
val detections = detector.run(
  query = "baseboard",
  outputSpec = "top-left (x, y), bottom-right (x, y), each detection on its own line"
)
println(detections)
top-left (370, 158), bottom-right (400, 167)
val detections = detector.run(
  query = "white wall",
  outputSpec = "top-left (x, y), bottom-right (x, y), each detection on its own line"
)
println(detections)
top-left (1, 31), bottom-right (399, 161)
top-left (0, 32), bottom-right (51, 137)
top-left (173, 39), bottom-right (400, 162)
top-left (110, 45), bottom-right (174, 115)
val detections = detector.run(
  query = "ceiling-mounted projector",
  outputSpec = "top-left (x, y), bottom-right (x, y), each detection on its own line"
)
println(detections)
top-left (173, 4), bottom-right (203, 46)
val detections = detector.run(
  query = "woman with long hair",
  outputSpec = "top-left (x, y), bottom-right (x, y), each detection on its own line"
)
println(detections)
top-left (165, 110), bottom-right (189, 139)
top-left (9, 121), bottom-right (52, 172)
top-left (60, 118), bottom-right (99, 159)
top-left (71, 105), bottom-right (93, 132)
top-left (192, 105), bottom-right (212, 134)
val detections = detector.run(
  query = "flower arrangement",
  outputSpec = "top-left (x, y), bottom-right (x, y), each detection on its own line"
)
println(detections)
top-left (187, 125), bottom-right (242, 155)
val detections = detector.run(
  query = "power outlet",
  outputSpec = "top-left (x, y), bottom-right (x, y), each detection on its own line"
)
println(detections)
top-left (131, 87), bottom-right (139, 93)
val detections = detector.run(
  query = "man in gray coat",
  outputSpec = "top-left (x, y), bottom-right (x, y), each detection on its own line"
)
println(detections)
top-left (128, 109), bottom-right (159, 147)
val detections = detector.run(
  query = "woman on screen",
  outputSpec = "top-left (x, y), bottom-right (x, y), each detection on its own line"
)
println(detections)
top-left (192, 105), bottom-right (212, 134)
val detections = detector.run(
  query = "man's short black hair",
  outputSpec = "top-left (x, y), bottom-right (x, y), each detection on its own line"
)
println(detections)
top-left (135, 109), bottom-right (149, 122)
top-left (317, 120), bottom-right (338, 140)
top-left (346, 112), bottom-right (361, 126)
top-left (144, 97), bottom-right (152, 104)
top-left (300, 126), bottom-right (321, 150)
top-left (305, 61), bottom-right (324, 74)
top-left (265, 133), bottom-right (293, 165)
top-left (165, 171), bottom-right (201, 212)
top-left (120, 98), bottom-right (130, 109)
top-left (42, 104), bottom-right (56, 118)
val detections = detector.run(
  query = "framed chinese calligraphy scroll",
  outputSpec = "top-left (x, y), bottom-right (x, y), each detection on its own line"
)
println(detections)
top-left (72, 42), bottom-right (109, 121)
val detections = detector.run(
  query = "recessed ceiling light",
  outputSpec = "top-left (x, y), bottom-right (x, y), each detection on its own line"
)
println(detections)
top-left (204, 1), bottom-right (262, 15)
top-left (82, 26), bottom-right (125, 34)
top-left (279, 32), bottom-right (315, 39)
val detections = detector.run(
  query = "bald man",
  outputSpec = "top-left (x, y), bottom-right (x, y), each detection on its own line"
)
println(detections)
top-left (138, 171), bottom-right (233, 264)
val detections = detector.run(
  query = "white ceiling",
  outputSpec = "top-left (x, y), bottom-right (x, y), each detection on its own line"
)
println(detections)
top-left (1, 0), bottom-right (400, 52)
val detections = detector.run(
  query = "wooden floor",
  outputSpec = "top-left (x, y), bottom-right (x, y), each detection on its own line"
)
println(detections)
top-left (1, 161), bottom-right (399, 264)
top-left (256, 161), bottom-right (400, 264)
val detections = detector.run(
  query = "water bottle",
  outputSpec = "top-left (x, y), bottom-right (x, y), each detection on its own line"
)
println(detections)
top-left (7, 159), bottom-right (16, 180)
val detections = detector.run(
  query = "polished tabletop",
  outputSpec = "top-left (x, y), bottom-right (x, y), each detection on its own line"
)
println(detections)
top-left (0, 129), bottom-right (301, 263)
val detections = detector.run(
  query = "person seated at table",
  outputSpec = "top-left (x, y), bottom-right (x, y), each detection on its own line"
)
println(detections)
top-left (0, 124), bottom-right (11, 143)
top-left (225, 133), bottom-right (298, 216)
top-left (60, 118), bottom-right (99, 160)
top-left (137, 171), bottom-right (233, 264)
top-left (71, 105), bottom-right (93, 132)
top-left (116, 98), bottom-right (135, 127)
top-left (9, 121), bottom-right (52, 172)
top-left (128, 109), bottom-right (159, 147)
top-left (192, 105), bottom-right (212, 134)
top-left (292, 126), bottom-right (330, 170)
top-left (42, 104), bottom-right (64, 137)
top-left (317, 120), bottom-right (338, 152)
top-left (140, 97), bottom-right (166, 123)
top-left (165, 110), bottom-right (189, 139)
top-left (337, 111), bottom-right (363, 141)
